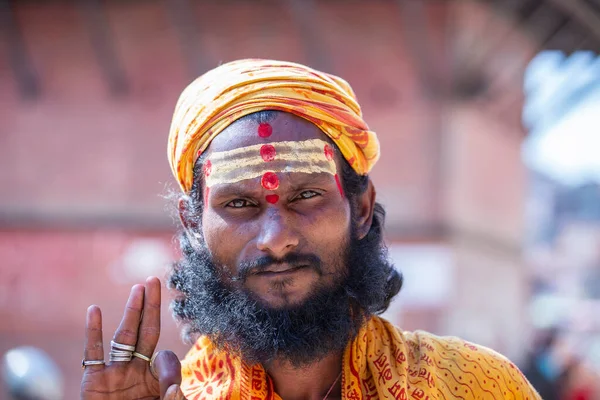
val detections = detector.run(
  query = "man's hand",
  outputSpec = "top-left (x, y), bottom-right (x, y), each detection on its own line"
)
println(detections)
top-left (80, 277), bottom-right (186, 399)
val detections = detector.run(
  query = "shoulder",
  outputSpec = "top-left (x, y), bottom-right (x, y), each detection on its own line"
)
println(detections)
top-left (366, 317), bottom-right (541, 399)
top-left (403, 328), bottom-right (541, 399)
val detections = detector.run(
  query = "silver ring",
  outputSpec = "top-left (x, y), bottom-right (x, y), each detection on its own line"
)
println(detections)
top-left (109, 355), bottom-right (132, 362)
top-left (82, 359), bottom-right (105, 369)
top-left (110, 349), bottom-right (133, 356)
top-left (110, 340), bottom-right (136, 352)
top-left (109, 349), bottom-right (133, 362)
top-left (133, 351), bottom-right (151, 362)
top-left (110, 349), bottom-right (132, 356)
top-left (109, 356), bottom-right (132, 361)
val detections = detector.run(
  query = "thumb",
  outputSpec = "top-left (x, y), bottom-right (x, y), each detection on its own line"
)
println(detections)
top-left (153, 350), bottom-right (182, 398)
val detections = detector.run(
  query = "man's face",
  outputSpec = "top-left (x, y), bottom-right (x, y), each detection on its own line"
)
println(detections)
top-left (199, 112), bottom-right (352, 308)
top-left (172, 111), bottom-right (396, 365)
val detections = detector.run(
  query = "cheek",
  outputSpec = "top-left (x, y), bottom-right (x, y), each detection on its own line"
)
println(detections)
top-left (201, 211), bottom-right (235, 259)
top-left (201, 210), bottom-right (255, 265)
top-left (302, 204), bottom-right (351, 249)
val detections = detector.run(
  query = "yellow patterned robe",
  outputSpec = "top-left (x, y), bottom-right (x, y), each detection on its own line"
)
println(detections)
top-left (180, 316), bottom-right (540, 400)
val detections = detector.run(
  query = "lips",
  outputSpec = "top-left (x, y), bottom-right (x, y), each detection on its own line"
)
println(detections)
top-left (237, 254), bottom-right (322, 282)
top-left (253, 263), bottom-right (307, 275)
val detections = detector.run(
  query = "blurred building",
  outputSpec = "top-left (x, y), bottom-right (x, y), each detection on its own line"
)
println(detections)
top-left (1, 0), bottom-right (600, 397)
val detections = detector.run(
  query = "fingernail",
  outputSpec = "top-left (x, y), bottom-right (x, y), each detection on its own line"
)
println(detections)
top-left (132, 284), bottom-right (144, 291)
top-left (166, 384), bottom-right (180, 398)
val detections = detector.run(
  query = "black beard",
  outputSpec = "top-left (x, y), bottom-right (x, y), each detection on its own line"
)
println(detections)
top-left (169, 225), bottom-right (398, 367)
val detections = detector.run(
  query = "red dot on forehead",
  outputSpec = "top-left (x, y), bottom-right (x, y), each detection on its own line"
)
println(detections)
top-left (260, 144), bottom-right (276, 162)
top-left (324, 144), bottom-right (334, 161)
top-left (261, 172), bottom-right (279, 190)
top-left (265, 194), bottom-right (279, 204)
top-left (257, 123), bottom-right (272, 138)
top-left (204, 160), bottom-right (212, 177)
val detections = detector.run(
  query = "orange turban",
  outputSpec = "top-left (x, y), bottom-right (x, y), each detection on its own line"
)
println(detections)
top-left (168, 59), bottom-right (380, 193)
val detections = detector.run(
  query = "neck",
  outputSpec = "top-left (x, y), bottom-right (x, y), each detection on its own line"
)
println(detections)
top-left (265, 350), bottom-right (344, 400)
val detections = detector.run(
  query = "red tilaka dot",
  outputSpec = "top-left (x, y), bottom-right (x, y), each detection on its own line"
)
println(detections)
top-left (204, 160), bottom-right (212, 177)
top-left (265, 194), bottom-right (279, 204)
top-left (257, 123), bottom-right (273, 138)
top-left (260, 144), bottom-right (276, 162)
top-left (261, 172), bottom-right (279, 190)
top-left (324, 144), bottom-right (334, 161)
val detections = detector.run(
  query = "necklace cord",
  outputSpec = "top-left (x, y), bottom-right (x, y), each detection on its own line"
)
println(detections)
top-left (322, 371), bottom-right (342, 400)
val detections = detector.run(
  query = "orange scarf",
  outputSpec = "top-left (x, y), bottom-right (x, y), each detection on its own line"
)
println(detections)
top-left (180, 316), bottom-right (540, 400)
top-left (167, 59), bottom-right (379, 193)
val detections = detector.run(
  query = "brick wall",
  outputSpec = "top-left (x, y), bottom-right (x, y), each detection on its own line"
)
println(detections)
top-left (0, 1), bottom-right (536, 396)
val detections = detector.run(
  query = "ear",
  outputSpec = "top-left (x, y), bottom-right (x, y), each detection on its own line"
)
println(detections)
top-left (354, 179), bottom-right (376, 240)
top-left (178, 197), bottom-right (203, 245)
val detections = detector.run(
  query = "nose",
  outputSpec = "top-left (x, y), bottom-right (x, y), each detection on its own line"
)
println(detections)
top-left (256, 209), bottom-right (300, 258)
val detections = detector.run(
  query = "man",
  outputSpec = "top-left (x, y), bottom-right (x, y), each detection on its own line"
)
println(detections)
top-left (80, 59), bottom-right (541, 400)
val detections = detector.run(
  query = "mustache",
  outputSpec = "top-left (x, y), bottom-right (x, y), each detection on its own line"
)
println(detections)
top-left (233, 253), bottom-right (323, 282)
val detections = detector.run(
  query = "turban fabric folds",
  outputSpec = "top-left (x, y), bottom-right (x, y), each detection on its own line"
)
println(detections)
top-left (167, 59), bottom-right (380, 193)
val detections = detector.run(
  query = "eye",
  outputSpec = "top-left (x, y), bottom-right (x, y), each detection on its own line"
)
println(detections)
top-left (225, 199), bottom-right (255, 208)
top-left (294, 190), bottom-right (320, 201)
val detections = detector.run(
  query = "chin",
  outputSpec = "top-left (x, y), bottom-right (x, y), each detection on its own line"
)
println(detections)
top-left (261, 292), bottom-right (312, 309)
top-left (246, 280), bottom-right (320, 309)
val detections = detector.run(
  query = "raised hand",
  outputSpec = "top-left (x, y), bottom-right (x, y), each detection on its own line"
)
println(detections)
top-left (80, 276), bottom-right (185, 399)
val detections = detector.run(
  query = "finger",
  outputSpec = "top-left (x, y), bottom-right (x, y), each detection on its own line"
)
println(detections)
top-left (154, 350), bottom-right (182, 398)
top-left (163, 384), bottom-right (186, 400)
top-left (133, 276), bottom-right (161, 363)
top-left (83, 305), bottom-right (105, 371)
top-left (112, 284), bottom-right (145, 355)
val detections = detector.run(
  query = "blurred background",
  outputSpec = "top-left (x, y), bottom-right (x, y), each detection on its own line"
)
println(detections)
top-left (1, 0), bottom-right (599, 398)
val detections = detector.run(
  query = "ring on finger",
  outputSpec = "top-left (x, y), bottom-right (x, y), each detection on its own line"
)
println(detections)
top-left (111, 340), bottom-right (136, 352)
top-left (133, 351), bottom-right (151, 362)
top-left (109, 355), bottom-right (132, 362)
top-left (149, 351), bottom-right (159, 380)
top-left (109, 356), bottom-right (132, 362)
top-left (82, 359), bottom-right (105, 369)
top-left (109, 349), bottom-right (133, 358)
top-left (110, 355), bottom-right (132, 362)
top-left (109, 349), bottom-right (133, 362)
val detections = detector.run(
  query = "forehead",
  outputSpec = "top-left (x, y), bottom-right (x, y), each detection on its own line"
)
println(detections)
top-left (206, 112), bottom-right (329, 154)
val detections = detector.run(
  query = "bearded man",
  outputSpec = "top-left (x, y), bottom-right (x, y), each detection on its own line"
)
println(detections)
top-left (80, 59), bottom-right (541, 400)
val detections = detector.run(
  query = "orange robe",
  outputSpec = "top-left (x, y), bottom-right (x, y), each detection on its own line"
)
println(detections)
top-left (180, 316), bottom-right (540, 400)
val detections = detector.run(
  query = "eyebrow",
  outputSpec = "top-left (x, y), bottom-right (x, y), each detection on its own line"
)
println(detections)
top-left (209, 171), bottom-right (336, 196)
top-left (286, 171), bottom-right (335, 190)
top-left (209, 180), bottom-right (260, 195)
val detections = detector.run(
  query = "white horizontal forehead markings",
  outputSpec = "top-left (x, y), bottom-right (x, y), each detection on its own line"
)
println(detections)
top-left (209, 139), bottom-right (329, 163)
top-left (205, 139), bottom-right (337, 188)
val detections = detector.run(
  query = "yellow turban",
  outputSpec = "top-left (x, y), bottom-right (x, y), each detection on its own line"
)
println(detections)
top-left (168, 59), bottom-right (380, 193)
